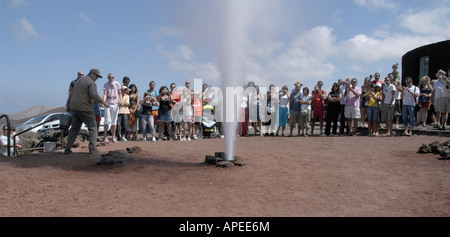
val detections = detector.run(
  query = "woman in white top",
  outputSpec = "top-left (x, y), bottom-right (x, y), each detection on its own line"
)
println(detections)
top-left (401, 77), bottom-right (419, 136)
top-left (299, 87), bottom-right (312, 136)
top-left (276, 85), bottom-right (290, 136)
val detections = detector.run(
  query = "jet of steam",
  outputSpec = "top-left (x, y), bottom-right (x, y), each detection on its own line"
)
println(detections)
top-left (218, 0), bottom-right (250, 161)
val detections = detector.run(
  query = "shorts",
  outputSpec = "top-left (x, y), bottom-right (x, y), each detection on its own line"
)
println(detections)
top-left (299, 109), bottom-right (311, 130)
top-left (381, 103), bottom-right (394, 122)
top-left (344, 106), bottom-right (361, 119)
top-left (313, 105), bottom-right (324, 119)
top-left (402, 105), bottom-right (416, 127)
top-left (434, 98), bottom-right (441, 113)
top-left (158, 109), bottom-right (173, 122)
top-left (289, 110), bottom-right (302, 126)
top-left (439, 97), bottom-right (450, 113)
top-left (104, 104), bottom-right (119, 125)
top-left (367, 106), bottom-right (379, 122)
top-left (95, 115), bottom-right (101, 123)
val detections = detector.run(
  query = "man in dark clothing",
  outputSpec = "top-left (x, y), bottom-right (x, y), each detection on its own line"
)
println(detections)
top-left (65, 69), bottom-right (109, 154)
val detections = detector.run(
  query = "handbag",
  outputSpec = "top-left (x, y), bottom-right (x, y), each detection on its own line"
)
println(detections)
top-left (415, 103), bottom-right (421, 112)
top-left (301, 108), bottom-right (308, 115)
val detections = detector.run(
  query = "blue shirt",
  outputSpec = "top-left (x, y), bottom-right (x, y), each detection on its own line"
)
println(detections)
top-left (290, 90), bottom-right (302, 111)
top-left (147, 90), bottom-right (160, 110)
top-left (93, 102), bottom-right (101, 116)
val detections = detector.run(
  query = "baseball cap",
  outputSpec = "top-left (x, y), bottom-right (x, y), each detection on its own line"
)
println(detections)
top-left (89, 69), bottom-right (103, 78)
top-left (294, 82), bottom-right (303, 86)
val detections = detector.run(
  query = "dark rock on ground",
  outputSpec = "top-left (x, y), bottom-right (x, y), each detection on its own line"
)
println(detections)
top-left (97, 150), bottom-right (133, 165)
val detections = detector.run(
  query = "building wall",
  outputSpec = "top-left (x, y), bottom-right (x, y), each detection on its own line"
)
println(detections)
top-left (402, 40), bottom-right (450, 86)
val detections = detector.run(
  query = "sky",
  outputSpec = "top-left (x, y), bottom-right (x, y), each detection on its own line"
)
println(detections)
top-left (1, 0), bottom-right (450, 114)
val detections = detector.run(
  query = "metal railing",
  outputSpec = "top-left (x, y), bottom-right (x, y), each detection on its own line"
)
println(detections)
top-left (13, 116), bottom-right (61, 157)
top-left (0, 114), bottom-right (11, 157)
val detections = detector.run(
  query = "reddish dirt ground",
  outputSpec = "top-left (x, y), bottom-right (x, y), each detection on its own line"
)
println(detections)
top-left (0, 135), bottom-right (449, 217)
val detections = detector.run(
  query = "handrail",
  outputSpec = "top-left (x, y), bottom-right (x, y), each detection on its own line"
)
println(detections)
top-left (13, 116), bottom-right (61, 157)
top-left (0, 114), bottom-right (11, 157)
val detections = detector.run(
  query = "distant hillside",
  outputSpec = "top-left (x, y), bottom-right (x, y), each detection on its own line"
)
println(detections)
top-left (0, 105), bottom-right (67, 128)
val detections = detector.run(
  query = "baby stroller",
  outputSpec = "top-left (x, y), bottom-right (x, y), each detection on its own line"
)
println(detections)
top-left (200, 104), bottom-right (218, 138)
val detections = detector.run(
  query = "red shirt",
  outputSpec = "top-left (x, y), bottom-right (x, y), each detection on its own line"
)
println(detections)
top-left (312, 89), bottom-right (326, 108)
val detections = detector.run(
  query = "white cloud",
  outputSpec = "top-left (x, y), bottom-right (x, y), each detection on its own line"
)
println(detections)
top-left (354, 0), bottom-right (398, 10)
top-left (156, 44), bottom-right (218, 82)
top-left (337, 6), bottom-right (450, 64)
top-left (150, 25), bottom-right (185, 38)
top-left (13, 17), bottom-right (41, 42)
top-left (332, 10), bottom-right (343, 25)
top-left (268, 26), bottom-right (337, 84)
top-left (169, 60), bottom-right (221, 83)
top-left (78, 12), bottom-right (93, 26)
top-left (9, 0), bottom-right (29, 8)
top-left (338, 33), bottom-right (439, 63)
top-left (400, 7), bottom-right (450, 38)
top-left (156, 44), bottom-right (194, 61)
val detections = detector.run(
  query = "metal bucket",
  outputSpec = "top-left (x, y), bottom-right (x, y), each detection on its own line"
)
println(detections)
top-left (43, 142), bottom-right (56, 152)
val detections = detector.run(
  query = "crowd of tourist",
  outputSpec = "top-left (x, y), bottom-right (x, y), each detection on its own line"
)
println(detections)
top-left (235, 64), bottom-right (450, 138)
top-left (65, 64), bottom-right (450, 147)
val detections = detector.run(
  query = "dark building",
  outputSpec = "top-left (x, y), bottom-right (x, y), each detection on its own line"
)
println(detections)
top-left (402, 40), bottom-right (450, 85)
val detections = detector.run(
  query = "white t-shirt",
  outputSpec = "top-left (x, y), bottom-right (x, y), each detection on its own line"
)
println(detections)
top-left (300, 94), bottom-right (312, 110)
top-left (279, 94), bottom-right (289, 108)
top-left (1, 135), bottom-right (20, 156)
top-left (434, 79), bottom-right (444, 99)
top-left (383, 84), bottom-right (396, 105)
top-left (403, 86), bottom-right (418, 106)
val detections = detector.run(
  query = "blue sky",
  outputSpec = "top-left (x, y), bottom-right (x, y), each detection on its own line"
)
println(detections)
top-left (1, 0), bottom-right (450, 113)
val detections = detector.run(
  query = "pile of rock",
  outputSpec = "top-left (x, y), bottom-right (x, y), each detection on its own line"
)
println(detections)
top-left (418, 141), bottom-right (450, 160)
top-left (205, 152), bottom-right (245, 168)
top-left (126, 146), bottom-right (142, 153)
